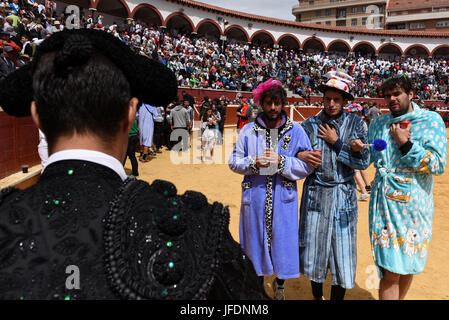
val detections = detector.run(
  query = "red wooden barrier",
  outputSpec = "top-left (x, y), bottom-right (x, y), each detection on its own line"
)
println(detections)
top-left (1, 91), bottom-right (447, 181)
top-left (0, 112), bottom-right (40, 180)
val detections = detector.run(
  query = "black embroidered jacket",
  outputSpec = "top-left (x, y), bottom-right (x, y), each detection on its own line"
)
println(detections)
top-left (0, 160), bottom-right (267, 300)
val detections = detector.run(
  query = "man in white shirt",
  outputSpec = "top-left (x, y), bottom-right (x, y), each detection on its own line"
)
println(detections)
top-left (37, 3), bottom-right (46, 14)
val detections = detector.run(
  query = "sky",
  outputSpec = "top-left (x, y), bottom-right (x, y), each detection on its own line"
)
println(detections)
top-left (193, 0), bottom-right (299, 21)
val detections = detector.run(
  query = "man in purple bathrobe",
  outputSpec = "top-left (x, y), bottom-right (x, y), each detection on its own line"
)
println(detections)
top-left (228, 79), bottom-right (313, 299)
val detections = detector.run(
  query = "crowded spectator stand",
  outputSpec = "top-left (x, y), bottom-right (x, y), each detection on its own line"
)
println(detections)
top-left (1, 0), bottom-right (449, 180)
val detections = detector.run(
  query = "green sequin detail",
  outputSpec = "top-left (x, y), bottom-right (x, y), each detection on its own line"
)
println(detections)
top-left (54, 200), bottom-right (59, 205)
top-left (167, 241), bottom-right (173, 247)
top-left (67, 170), bottom-right (73, 175)
top-left (172, 215), bottom-right (178, 220)
top-left (168, 262), bottom-right (174, 268)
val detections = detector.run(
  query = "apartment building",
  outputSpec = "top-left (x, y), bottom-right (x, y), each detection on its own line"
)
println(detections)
top-left (386, 0), bottom-right (449, 31)
top-left (292, 0), bottom-right (388, 29)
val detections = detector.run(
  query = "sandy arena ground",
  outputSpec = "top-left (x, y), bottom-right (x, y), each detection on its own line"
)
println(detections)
top-left (126, 128), bottom-right (449, 300)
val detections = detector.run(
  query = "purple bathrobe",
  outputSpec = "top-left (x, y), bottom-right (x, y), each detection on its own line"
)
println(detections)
top-left (228, 112), bottom-right (313, 279)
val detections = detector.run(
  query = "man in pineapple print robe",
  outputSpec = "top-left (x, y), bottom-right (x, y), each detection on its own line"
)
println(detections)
top-left (368, 75), bottom-right (447, 300)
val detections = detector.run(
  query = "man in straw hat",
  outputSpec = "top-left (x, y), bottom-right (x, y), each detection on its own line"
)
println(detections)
top-left (297, 70), bottom-right (370, 300)
top-left (0, 29), bottom-right (266, 300)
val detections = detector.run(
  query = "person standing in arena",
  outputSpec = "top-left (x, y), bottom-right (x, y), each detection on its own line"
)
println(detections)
top-left (368, 75), bottom-right (447, 300)
top-left (297, 71), bottom-right (370, 300)
top-left (170, 98), bottom-right (191, 152)
top-left (229, 79), bottom-right (313, 300)
top-left (137, 103), bottom-right (158, 162)
top-left (123, 119), bottom-right (139, 178)
top-left (236, 98), bottom-right (249, 134)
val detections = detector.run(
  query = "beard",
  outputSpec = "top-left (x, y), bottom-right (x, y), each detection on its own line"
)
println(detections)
top-left (390, 100), bottom-right (411, 117)
top-left (266, 111), bottom-right (282, 120)
top-left (262, 110), bottom-right (283, 127)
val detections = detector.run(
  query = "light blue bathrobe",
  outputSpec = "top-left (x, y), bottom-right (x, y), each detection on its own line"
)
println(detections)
top-left (368, 104), bottom-right (447, 277)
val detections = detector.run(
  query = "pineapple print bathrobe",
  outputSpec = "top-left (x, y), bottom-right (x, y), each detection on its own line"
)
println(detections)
top-left (368, 103), bottom-right (447, 277)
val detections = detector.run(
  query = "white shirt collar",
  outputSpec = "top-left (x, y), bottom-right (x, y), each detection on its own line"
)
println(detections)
top-left (43, 149), bottom-right (127, 181)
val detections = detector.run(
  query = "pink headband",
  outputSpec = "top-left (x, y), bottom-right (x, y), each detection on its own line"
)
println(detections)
top-left (252, 78), bottom-right (282, 105)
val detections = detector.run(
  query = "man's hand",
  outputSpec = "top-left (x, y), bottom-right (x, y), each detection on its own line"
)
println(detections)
top-left (350, 139), bottom-right (366, 152)
top-left (264, 149), bottom-right (280, 165)
top-left (256, 156), bottom-right (270, 168)
top-left (296, 151), bottom-right (322, 168)
top-left (390, 123), bottom-right (411, 147)
top-left (317, 124), bottom-right (338, 144)
top-left (256, 150), bottom-right (280, 168)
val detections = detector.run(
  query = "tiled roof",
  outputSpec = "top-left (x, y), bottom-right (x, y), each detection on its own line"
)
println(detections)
top-left (171, 0), bottom-right (449, 37)
top-left (387, 0), bottom-right (449, 10)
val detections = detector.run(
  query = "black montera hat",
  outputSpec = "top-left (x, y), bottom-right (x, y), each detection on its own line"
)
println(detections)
top-left (0, 28), bottom-right (178, 117)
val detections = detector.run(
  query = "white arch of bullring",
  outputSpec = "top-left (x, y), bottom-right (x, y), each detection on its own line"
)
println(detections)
top-left (77, 0), bottom-right (449, 57)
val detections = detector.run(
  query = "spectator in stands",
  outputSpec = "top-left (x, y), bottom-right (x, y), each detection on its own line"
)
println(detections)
top-left (19, 31), bottom-right (31, 54)
top-left (30, 23), bottom-right (47, 39)
top-left (9, 0), bottom-right (20, 15)
top-left (0, 0), bottom-right (448, 106)
top-left (0, 28), bottom-right (20, 65)
top-left (0, 44), bottom-right (14, 78)
top-left (0, 2), bottom-right (6, 17)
